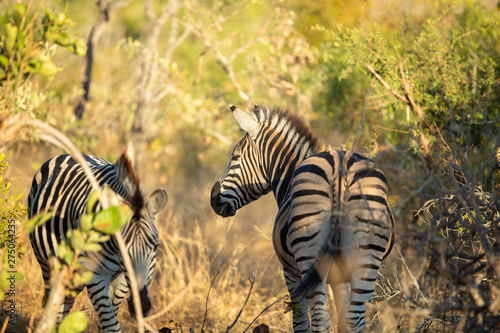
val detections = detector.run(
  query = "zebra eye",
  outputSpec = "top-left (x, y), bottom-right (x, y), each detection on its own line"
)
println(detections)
top-left (231, 154), bottom-right (241, 161)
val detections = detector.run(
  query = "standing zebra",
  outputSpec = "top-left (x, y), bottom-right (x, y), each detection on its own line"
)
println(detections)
top-left (210, 105), bottom-right (394, 332)
top-left (28, 148), bottom-right (168, 332)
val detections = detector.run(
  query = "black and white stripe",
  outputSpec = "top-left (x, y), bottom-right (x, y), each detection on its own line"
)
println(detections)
top-left (211, 105), bottom-right (394, 332)
top-left (28, 150), bottom-right (167, 332)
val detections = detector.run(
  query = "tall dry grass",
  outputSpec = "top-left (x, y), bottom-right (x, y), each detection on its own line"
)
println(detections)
top-left (1, 142), bottom-right (293, 332)
top-left (2, 126), bottom-right (487, 333)
top-left (0, 142), bottom-right (431, 333)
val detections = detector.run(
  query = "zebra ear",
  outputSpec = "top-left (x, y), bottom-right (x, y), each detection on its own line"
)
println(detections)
top-left (146, 188), bottom-right (168, 215)
top-left (230, 104), bottom-right (259, 138)
top-left (115, 148), bottom-right (142, 206)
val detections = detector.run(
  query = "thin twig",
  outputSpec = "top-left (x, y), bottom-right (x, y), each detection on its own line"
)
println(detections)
top-left (226, 276), bottom-right (255, 332)
top-left (175, 17), bottom-right (250, 102)
top-left (395, 246), bottom-right (428, 305)
top-left (145, 269), bottom-right (203, 321)
top-left (0, 316), bottom-right (9, 333)
top-left (398, 61), bottom-right (425, 120)
top-left (114, 232), bottom-right (145, 333)
top-left (365, 64), bottom-right (407, 103)
top-left (200, 265), bottom-right (222, 332)
top-left (74, 0), bottom-right (110, 119)
top-left (242, 295), bottom-right (288, 333)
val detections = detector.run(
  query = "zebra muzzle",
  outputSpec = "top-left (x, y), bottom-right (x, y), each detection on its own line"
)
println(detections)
top-left (128, 287), bottom-right (152, 318)
top-left (210, 181), bottom-right (236, 217)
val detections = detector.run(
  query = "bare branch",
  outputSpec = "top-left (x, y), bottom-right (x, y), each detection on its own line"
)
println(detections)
top-left (114, 232), bottom-right (145, 333)
top-left (201, 265), bottom-right (222, 332)
top-left (74, 0), bottom-right (117, 119)
top-left (226, 276), bottom-right (255, 332)
top-left (145, 269), bottom-right (202, 322)
top-left (242, 295), bottom-right (288, 333)
top-left (228, 36), bottom-right (267, 63)
top-left (398, 62), bottom-right (425, 120)
top-left (33, 259), bottom-right (68, 333)
top-left (366, 62), bottom-right (426, 123)
top-left (0, 116), bottom-right (100, 192)
top-left (176, 18), bottom-right (250, 102)
top-left (365, 64), bottom-right (407, 103)
top-left (394, 247), bottom-right (428, 305)
top-left (132, 0), bottom-right (184, 168)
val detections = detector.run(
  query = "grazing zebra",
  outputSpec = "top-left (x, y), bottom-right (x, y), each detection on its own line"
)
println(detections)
top-left (28, 149), bottom-right (168, 332)
top-left (210, 105), bottom-right (394, 332)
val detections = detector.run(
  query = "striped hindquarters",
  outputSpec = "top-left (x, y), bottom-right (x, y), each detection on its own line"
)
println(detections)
top-left (341, 151), bottom-right (394, 263)
top-left (287, 150), bottom-right (394, 332)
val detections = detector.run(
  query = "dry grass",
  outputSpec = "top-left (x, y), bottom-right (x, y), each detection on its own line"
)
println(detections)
top-left (1, 144), bottom-right (293, 332)
top-left (1, 142), bottom-right (481, 333)
top-left (2, 206), bottom-right (293, 333)
top-left (1, 125), bottom-right (498, 333)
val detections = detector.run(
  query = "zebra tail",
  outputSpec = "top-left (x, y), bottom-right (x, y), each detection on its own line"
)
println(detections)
top-left (290, 215), bottom-right (341, 300)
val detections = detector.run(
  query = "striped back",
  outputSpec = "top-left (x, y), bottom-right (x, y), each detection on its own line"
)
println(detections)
top-left (28, 150), bottom-right (167, 330)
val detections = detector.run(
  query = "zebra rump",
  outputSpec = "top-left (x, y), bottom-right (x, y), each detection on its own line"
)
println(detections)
top-left (290, 151), bottom-right (392, 301)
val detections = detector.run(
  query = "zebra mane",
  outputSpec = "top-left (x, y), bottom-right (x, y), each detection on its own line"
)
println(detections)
top-left (115, 148), bottom-right (144, 211)
top-left (252, 105), bottom-right (320, 153)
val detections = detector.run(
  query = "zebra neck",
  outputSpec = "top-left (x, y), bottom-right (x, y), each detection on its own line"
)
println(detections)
top-left (268, 144), bottom-right (317, 207)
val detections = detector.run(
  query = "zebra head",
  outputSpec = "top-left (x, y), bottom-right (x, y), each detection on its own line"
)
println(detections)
top-left (211, 104), bottom-right (272, 217)
top-left (112, 149), bottom-right (168, 318)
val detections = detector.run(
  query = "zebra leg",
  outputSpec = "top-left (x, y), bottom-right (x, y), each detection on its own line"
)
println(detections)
top-left (340, 227), bottom-right (383, 332)
top-left (332, 283), bottom-right (351, 333)
top-left (345, 273), bottom-right (375, 332)
top-left (284, 268), bottom-right (310, 333)
top-left (109, 272), bottom-right (128, 317)
top-left (328, 254), bottom-right (352, 333)
top-left (57, 288), bottom-right (84, 323)
top-left (87, 275), bottom-right (121, 333)
top-left (306, 282), bottom-right (330, 333)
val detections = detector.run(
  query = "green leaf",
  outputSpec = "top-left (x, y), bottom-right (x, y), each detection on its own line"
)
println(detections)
top-left (13, 4), bottom-right (27, 17)
top-left (37, 60), bottom-right (61, 77)
top-left (0, 54), bottom-right (9, 67)
top-left (82, 241), bottom-right (101, 252)
top-left (58, 241), bottom-right (74, 266)
top-left (62, 251), bottom-right (75, 266)
top-left (80, 214), bottom-right (93, 233)
top-left (44, 30), bottom-right (60, 44)
top-left (93, 206), bottom-right (123, 234)
top-left (81, 271), bottom-right (94, 284)
top-left (5, 23), bottom-right (18, 53)
top-left (87, 190), bottom-right (101, 215)
top-left (69, 229), bottom-right (85, 251)
top-left (59, 311), bottom-right (88, 333)
top-left (72, 39), bottom-right (88, 56)
top-left (71, 271), bottom-right (93, 287)
top-left (86, 230), bottom-right (110, 243)
top-left (24, 212), bottom-right (52, 234)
